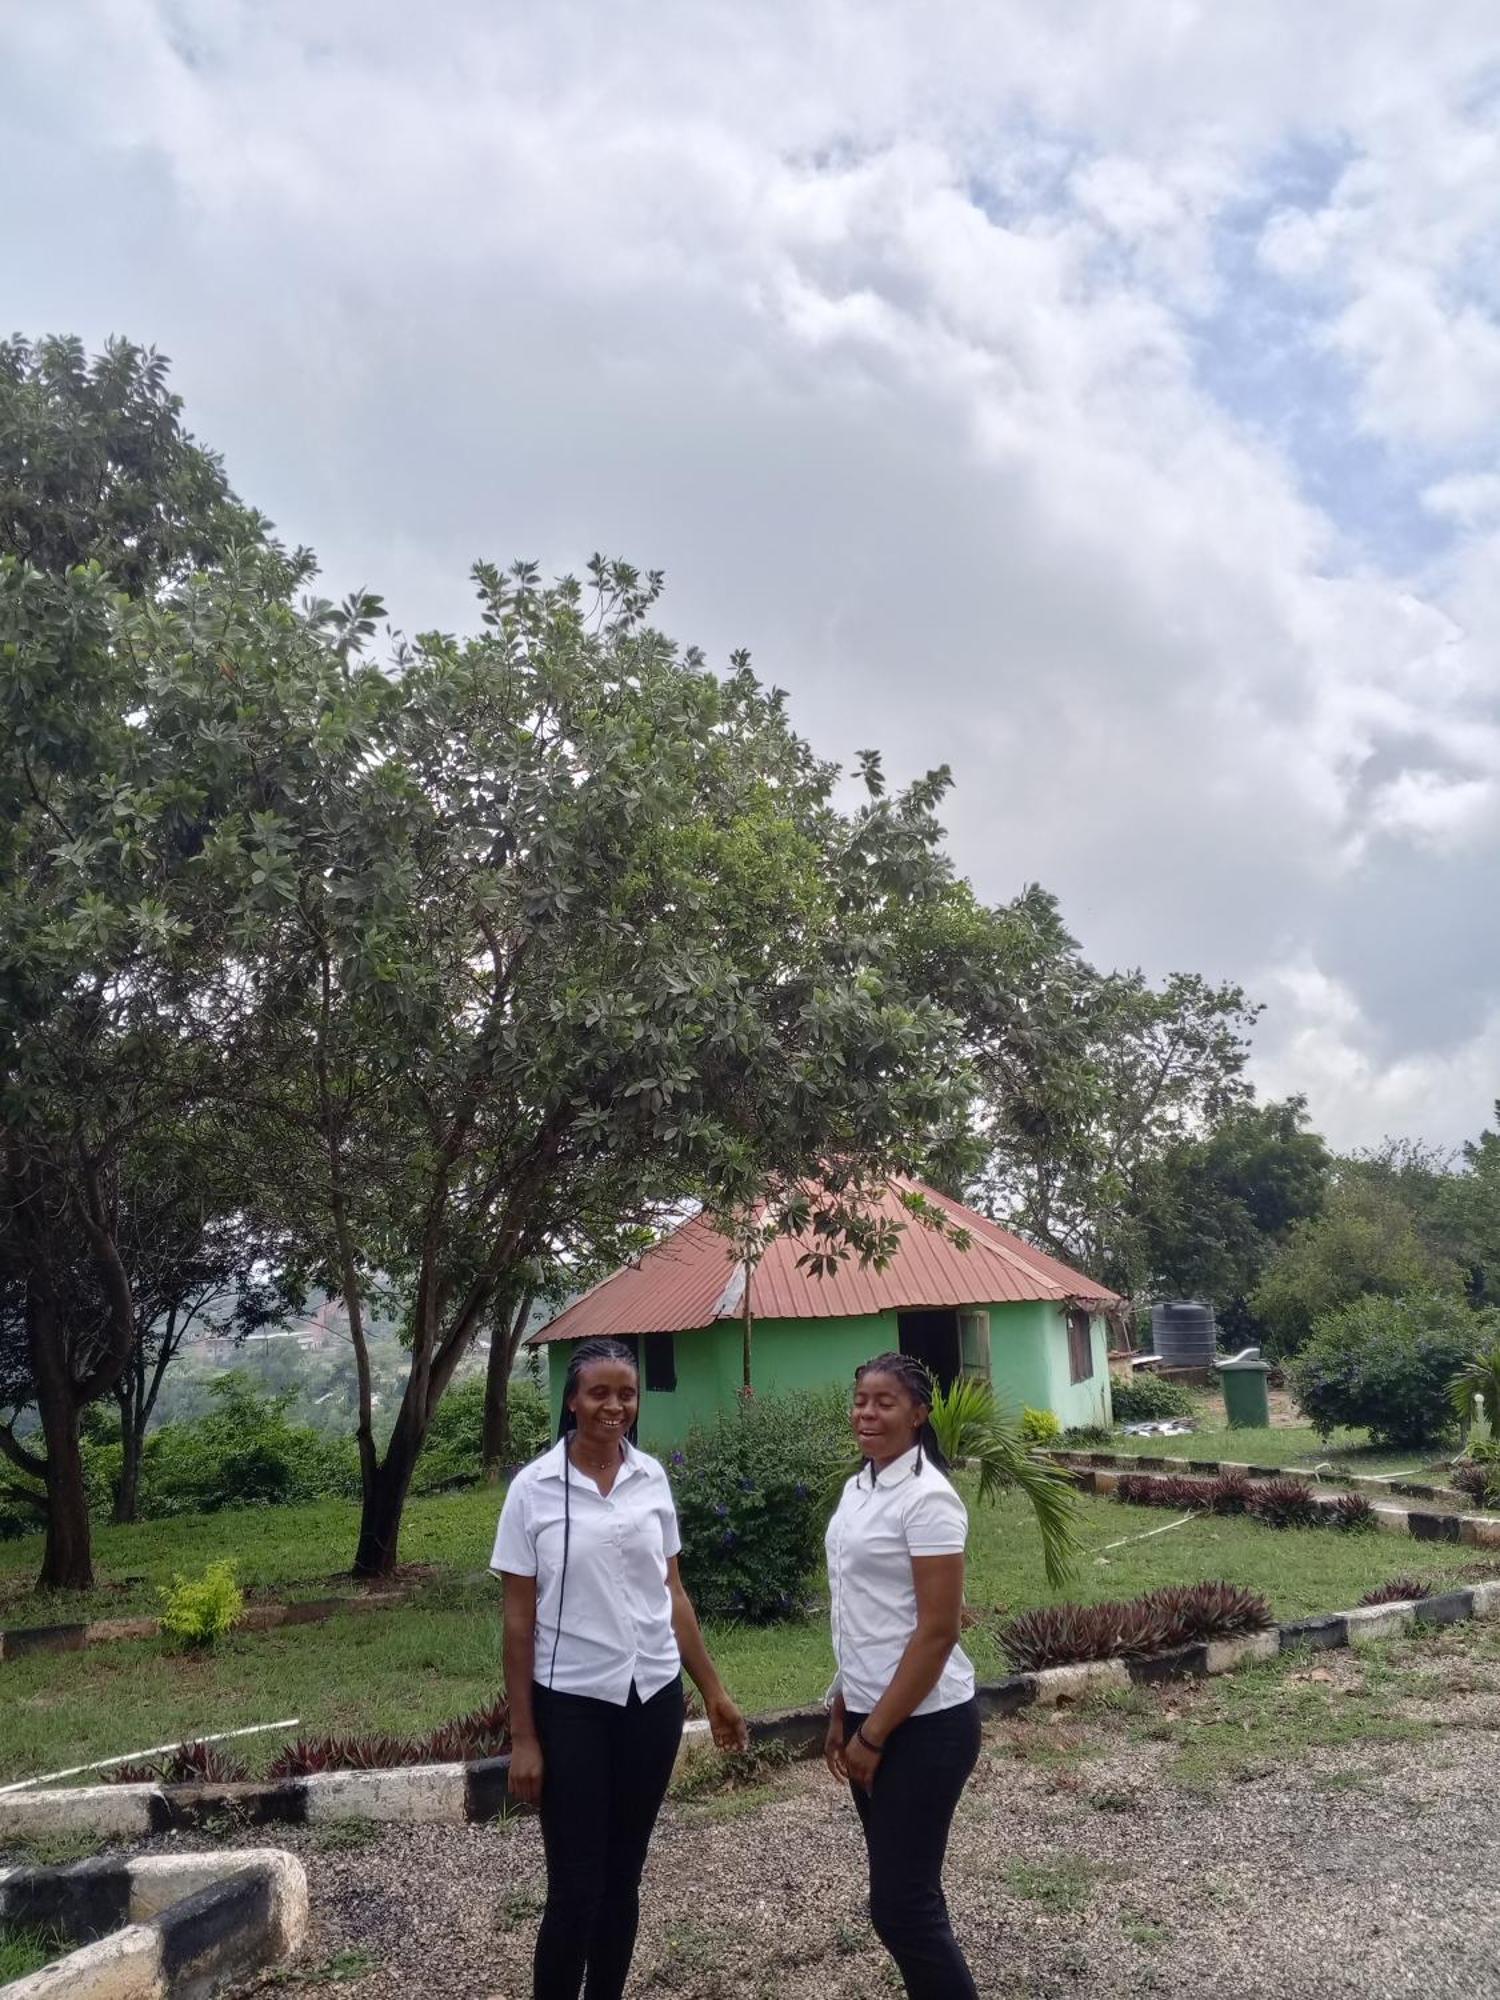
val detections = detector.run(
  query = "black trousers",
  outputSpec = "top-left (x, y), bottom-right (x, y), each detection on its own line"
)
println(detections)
top-left (844, 1697), bottom-right (982, 2000)
top-left (531, 1676), bottom-right (685, 2000)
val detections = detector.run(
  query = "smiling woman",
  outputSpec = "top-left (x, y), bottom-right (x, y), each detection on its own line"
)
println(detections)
top-left (824, 1351), bottom-right (982, 2000)
top-left (492, 1337), bottom-right (748, 2000)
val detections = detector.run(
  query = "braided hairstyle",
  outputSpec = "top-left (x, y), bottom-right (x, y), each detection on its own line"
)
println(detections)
top-left (547, 1337), bottom-right (640, 1686)
top-left (853, 1351), bottom-right (951, 1485)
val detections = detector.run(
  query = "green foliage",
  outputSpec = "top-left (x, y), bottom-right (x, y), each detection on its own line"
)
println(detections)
top-left (1140, 1096), bottom-right (1329, 1327)
top-left (0, 1922), bottom-right (68, 1981)
top-left (1330, 1492), bottom-right (1376, 1533)
top-left (1252, 1176), bottom-right (1464, 1361)
top-left (0, 335), bottom-right (310, 1589)
top-left (972, 886), bottom-right (1261, 1292)
top-left (1109, 1372), bottom-right (1196, 1423)
top-left (1449, 1342), bottom-right (1500, 1432)
top-left (1019, 1406), bottom-right (1063, 1446)
top-left (999, 1579), bottom-right (1270, 1670)
top-left (1061, 1423), bottom-right (1115, 1448)
top-left (1289, 1293), bottom-right (1488, 1449)
top-left (123, 1375), bottom-right (359, 1518)
top-left (928, 1378), bottom-right (1079, 1585)
top-left (671, 1391), bottom-right (850, 1622)
top-left (159, 1560), bottom-right (244, 1649)
top-left (411, 1377), bottom-right (550, 1494)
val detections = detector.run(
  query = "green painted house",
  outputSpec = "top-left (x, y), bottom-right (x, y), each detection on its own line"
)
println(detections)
top-left (531, 1180), bottom-right (1119, 1448)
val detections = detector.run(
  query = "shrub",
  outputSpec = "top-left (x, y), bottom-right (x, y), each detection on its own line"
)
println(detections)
top-left (1110, 1373), bottom-right (1196, 1424)
top-left (158, 1561), bottom-right (244, 1649)
top-left (108, 1741), bottom-right (250, 1786)
top-left (1359, 1577), bottom-right (1432, 1606)
top-left (1330, 1492), bottom-right (1376, 1533)
top-left (671, 1390), bottom-right (849, 1622)
top-left (1207, 1473), bottom-right (1254, 1515)
top-left (266, 1696), bottom-right (511, 1781)
top-left (1142, 1581), bottom-right (1272, 1643)
top-left (1449, 1341), bottom-right (1500, 1434)
top-left (507, 1378), bottom-right (551, 1463)
top-left (1112, 1471), bottom-right (1212, 1511)
top-left (1288, 1293), bottom-right (1488, 1450)
top-left (998, 1581), bottom-right (1271, 1671)
top-left (1159, 1473), bottom-right (1214, 1510)
top-left (135, 1375), bottom-right (360, 1518)
top-left (1020, 1407), bottom-right (1063, 1447)
top-left (1450, 1463), bottom-right (1494, 1504)
top-left (1247, 1479), bottom-right (1321, 1530)
top-left (1061, 1424), bottom-right (1115, 1448)
top-left (412, 1377), bottom-right (551, 1495)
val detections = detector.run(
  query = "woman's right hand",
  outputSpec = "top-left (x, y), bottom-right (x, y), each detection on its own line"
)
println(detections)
top-left (508, 1735), bottom-right (544, 1808)
top-left (823, 1703), bottom-right (848, 1782)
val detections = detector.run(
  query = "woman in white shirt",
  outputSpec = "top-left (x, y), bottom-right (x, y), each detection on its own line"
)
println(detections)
top-left (494, 1337), bottom-right (747, 2000)
top-left (824, 1351), bottom-right (981, 2000)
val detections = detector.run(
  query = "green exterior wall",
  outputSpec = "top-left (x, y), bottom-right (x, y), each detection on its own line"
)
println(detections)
top-left (987, 1301), bottom-right (1112, 1430)
top-left (544, 1299), bottom-right (1112, 1447)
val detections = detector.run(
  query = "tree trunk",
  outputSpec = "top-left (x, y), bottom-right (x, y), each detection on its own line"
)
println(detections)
top-left (113, 1407), bottom-right (143, 1526)
top-left (40, 1413), bottom-right (93, 1590)
top-left (482, 1360), bottom-right (510, 1487)
top-left (25, 1267), bottom-right (94, 1591)
top-left (352, 1408), bottom-right (426, 1580)
top-left (741, 1257), bottom-right (754, 1393)
top-left (482, 1289), bottom-right (535, 1483)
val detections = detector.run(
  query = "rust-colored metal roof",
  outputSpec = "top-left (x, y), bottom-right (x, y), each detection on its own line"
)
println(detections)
top-left (529, 1179), bottom-right (1120, 1344)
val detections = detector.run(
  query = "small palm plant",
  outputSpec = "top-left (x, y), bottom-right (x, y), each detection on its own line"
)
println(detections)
top-left (929, 1378), bottom-right (1080, 1586)
top-left (1450, 1343), bottom-right (1500, 1439)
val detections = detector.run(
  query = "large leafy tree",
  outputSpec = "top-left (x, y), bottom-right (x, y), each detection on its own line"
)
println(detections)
top-left (970, 889), bottom-right (1259, 1292)
top-left (1450, 1111), bottom-right (1500, 1308)
top-left (173, 557), bottom-right (978, 1577)
top-left (0, 1126), bottom-right (292, 1527)
top-left (0, 335), bottom-right (286, 1587)
top-left (1137, 1096), bottom-right (1330, 1337)
top-left (1250, 1170), bottom-right (1465, 1361)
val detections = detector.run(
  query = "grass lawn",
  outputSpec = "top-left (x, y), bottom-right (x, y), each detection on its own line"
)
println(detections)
top-left (1, 1476), bottom-right (1490, 1788)
top-left (0, 1922), bottom-right (68, 1979)
top-left (1102, 1388), bottom-right (1445, 1478)
top-left (1105, 1423), bottom-right (1433, 1475)
top-left (0, 1486), bottom-right (505, 1627)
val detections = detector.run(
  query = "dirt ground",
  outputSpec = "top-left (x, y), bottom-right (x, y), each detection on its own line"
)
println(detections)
top-left (198, 1621), bottom-right (1500, 1998)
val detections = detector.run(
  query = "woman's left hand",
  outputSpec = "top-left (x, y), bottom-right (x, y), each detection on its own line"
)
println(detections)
top-left (843, 1728), bottom-right (884, 1794)
top-left (708, 1692), bottom-right (749, 1753)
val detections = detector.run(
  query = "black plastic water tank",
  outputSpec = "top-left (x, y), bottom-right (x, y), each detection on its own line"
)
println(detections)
top-left (1150, 1301), bottom-right (1217, 1367)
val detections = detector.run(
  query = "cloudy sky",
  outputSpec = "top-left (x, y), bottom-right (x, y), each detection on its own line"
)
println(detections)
top-left (7, 2), bottom-right (1500, 1150)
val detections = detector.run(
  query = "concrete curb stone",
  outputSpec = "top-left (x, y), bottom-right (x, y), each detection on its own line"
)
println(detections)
top-left (0, 1848), bottom-right (307, 1997)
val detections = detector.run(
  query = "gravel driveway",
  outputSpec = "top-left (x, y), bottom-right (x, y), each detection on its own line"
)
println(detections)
top-left (208, 1622), bottom-right (1500, 1998)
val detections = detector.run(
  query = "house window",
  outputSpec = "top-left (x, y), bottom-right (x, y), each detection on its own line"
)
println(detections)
top-left (958, 1310), bottom-right (990, 1381)
top-left (643, 1333), bottom-right (677, 1393)
top-left (1066, 1309), bottom-right (1094, 1385)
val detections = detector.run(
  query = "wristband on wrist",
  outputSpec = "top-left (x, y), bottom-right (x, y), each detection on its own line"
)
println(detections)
top-left (855, 1725), bottom-right (885, 1753)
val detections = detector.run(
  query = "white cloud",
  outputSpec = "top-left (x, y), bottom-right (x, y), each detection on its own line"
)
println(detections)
top-left (1257, 957), bottom-right (1500, 1152)
top-left (4, 0), bottom-right (1500, 1148)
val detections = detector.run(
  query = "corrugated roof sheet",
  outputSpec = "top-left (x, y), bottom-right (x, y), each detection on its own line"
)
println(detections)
top-left (530, 1178), bottom-right (1120, 1344)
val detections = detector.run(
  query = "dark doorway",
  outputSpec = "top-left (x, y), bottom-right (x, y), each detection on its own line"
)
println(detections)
top-left (897, 1311), bottom-right (962, 1393)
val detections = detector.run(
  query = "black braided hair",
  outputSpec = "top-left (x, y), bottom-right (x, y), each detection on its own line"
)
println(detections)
top-left (548, 1337), bottom-right (640, 1688)
top-left (853, 1350), bottom-right (951, 1485)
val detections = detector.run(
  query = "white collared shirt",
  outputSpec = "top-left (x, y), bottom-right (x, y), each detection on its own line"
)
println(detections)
top-left (492, 1437), bottom-right (683, 1705)
top-left (825, 1444), bottom-right (975, 1716)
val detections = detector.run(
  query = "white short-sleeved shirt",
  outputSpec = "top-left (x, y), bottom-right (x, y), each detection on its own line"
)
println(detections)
top-left (492, 1437), bottom-right (683, 1705)
top-left (825, 1444), bottom-right (975, 1716)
